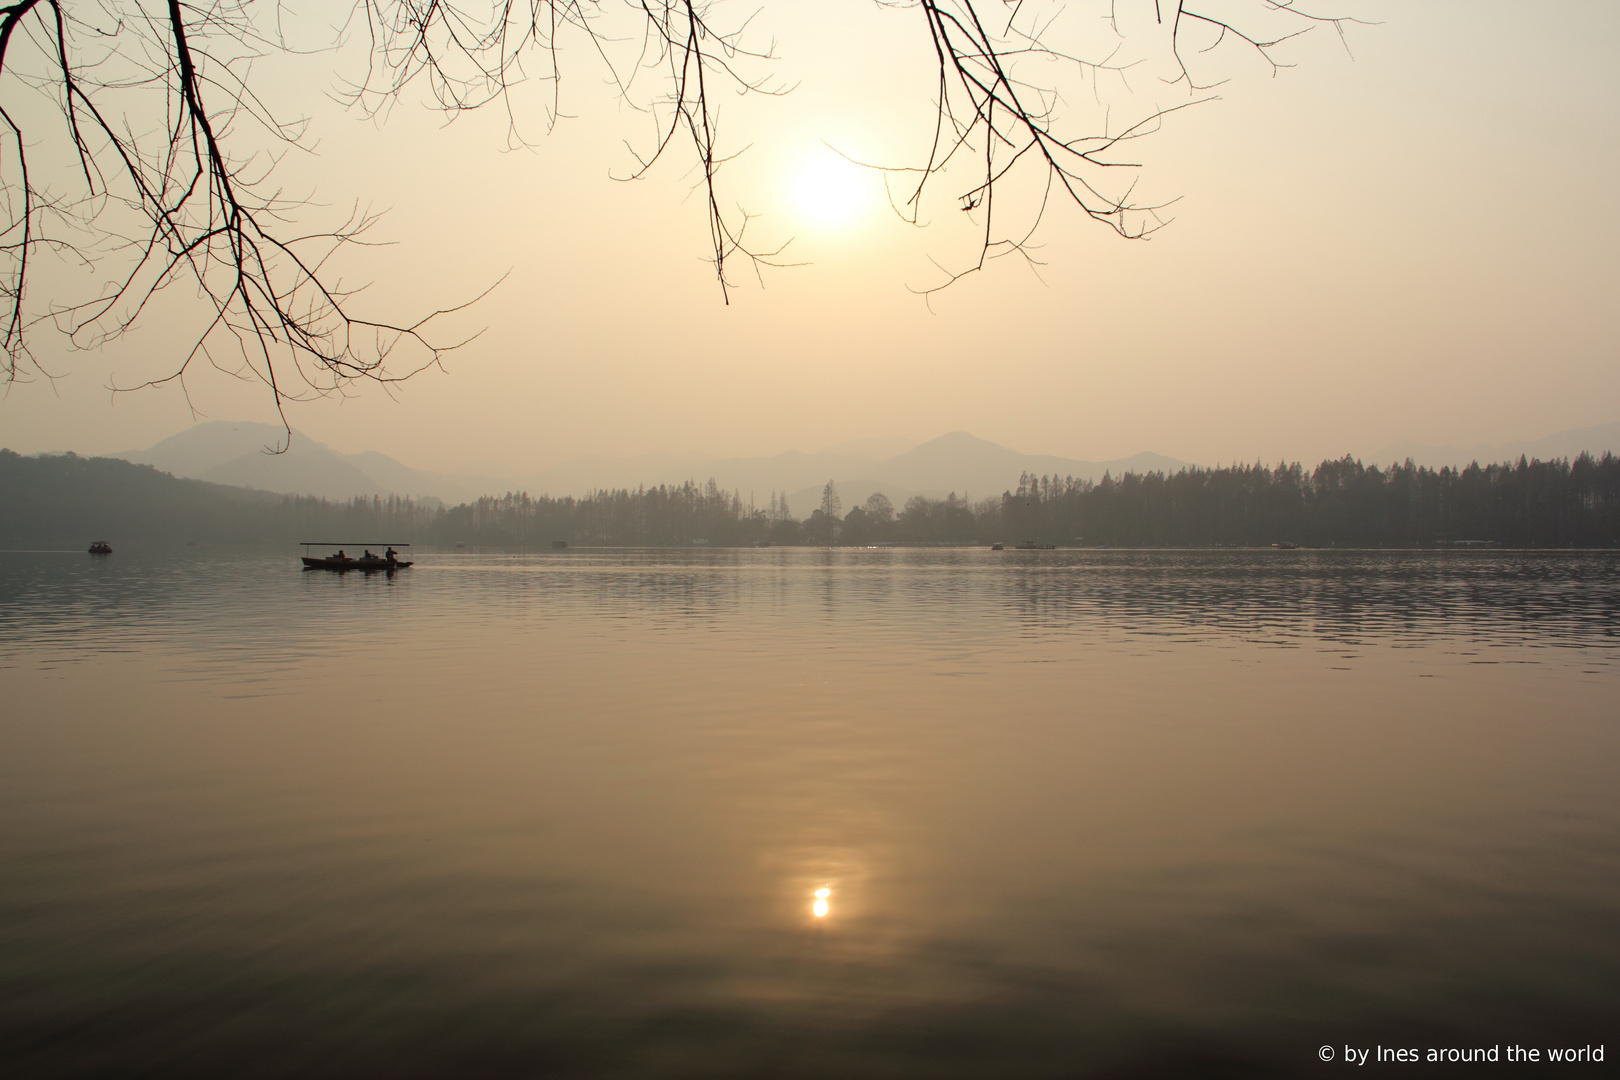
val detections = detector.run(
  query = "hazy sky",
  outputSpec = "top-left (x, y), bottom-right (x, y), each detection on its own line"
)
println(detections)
top-left (2, 0), bottom-right (1617, 472)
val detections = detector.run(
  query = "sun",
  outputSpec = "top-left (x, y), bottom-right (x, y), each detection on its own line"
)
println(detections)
top-left (787, 150), bottom-right (876, 232)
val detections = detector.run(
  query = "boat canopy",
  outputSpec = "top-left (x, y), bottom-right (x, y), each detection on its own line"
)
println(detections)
top-left (300, 542), bottom-right (412, 548)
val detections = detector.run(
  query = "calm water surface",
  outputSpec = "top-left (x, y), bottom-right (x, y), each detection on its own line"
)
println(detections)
top-left (2, 548), bottom-right (1617, 1077)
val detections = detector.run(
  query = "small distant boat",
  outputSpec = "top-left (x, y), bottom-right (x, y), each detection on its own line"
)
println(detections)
top-left (300, 542), bottom-right (412, 572)
top-left (1014, 540), bottom-right (1055, 550)
top-left (1272, 542), bottom-right (1299, 550)
top-left (88, 540), bottom-right (112, 555)
top-left (990, 543), bottom-right (1004, 550)
top-left (551, 539), bottom-right (568, 550)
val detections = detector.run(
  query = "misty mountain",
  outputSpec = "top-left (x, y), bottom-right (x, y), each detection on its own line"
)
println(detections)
top-left (1370, 421), bottom-right (1620, 471)
top-left (116, 422), bottom-right (510, 504)
top-left (533, 432), bottom-right (1190, 515)
top-left (811, 436), bottom-right (918, 458)
top-left (864, 432), bottom-right (1186, 500)
top-left (526, 451), bottom-right (708, 496)
top-left (1, 449), bottom-right (286, 548)
top-left (116, 424), bottom-right (1190, 512)
top-left (642, 449), bottom-right (898, 504)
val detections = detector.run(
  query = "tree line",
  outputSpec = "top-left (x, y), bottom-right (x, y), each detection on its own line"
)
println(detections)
top-left (985, 455), bottom-right (1620, 548)
top-left (3, 450), bottom-right (1618, 549)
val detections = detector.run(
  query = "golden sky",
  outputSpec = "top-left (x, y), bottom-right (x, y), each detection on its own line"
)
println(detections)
top-left (2, 0), bottom-right (1616, 472)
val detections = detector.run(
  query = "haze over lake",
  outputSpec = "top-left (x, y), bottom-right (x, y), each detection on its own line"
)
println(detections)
top-left (3, 547), bottom-right (1616, 1077)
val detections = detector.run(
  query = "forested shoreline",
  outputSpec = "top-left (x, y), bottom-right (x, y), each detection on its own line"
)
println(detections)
top-left (3, 449), bottom-right (1618, 549)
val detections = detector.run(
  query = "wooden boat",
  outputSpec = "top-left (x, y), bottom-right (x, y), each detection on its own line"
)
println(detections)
top-left (88, 540), bottom-right (112, 554)
top-left (301, 555), bottom-right (412, 572)
top-left (300, 542), bottom-right (412, 572)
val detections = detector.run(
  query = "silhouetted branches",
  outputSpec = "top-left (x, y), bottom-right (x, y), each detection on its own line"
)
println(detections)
top-left (340, 0), bottom-right (796, 300)
top-left (891, 0), bottom-right (1368, 293)
top-left (0, 1), bottom-right (1363, 417)
top-left (0, 0), bottom-right (488, 439)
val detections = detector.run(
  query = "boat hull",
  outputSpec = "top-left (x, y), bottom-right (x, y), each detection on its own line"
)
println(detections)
top-left (301, 557), bottom-right (412, 572)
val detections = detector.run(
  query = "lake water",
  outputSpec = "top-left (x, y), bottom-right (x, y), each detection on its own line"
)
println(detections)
top-left (1, 548), bottom-right (1616, 1077)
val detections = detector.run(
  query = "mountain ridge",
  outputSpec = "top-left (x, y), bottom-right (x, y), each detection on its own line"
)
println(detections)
top-left (118, 422), bottom-right (505, 505)
top-left (111, 423), bottom-right (1195, 510)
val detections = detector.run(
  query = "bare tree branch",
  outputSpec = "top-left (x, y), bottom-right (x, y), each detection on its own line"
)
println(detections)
top-left (0, 0), bottom-right (1364, 431)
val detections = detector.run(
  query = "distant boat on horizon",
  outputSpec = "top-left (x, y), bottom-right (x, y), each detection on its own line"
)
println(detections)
top-left (88, 540), bottom-right (111, 555)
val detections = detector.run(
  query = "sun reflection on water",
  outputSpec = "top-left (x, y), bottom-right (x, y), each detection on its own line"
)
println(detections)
top-left (812, 886), bottom-right (830, 918)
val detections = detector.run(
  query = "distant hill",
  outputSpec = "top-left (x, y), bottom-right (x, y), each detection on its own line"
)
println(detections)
top-left (113, 423), bottom-right (1192, 511)
top-left (2, 450), bottom-right (282, 548)
top-left (862, 432), bottom-right (1185, 500)
top-left (643, 449), bottom-right (902, 509)
top-left (529, 431), bottom-right (1191, 514)
top-left (116, 421), bottom-right (510, 504)
top-left (526, 451), bottom-right (707, 496)
top-left (0, 450), bottom-right (437, 549)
